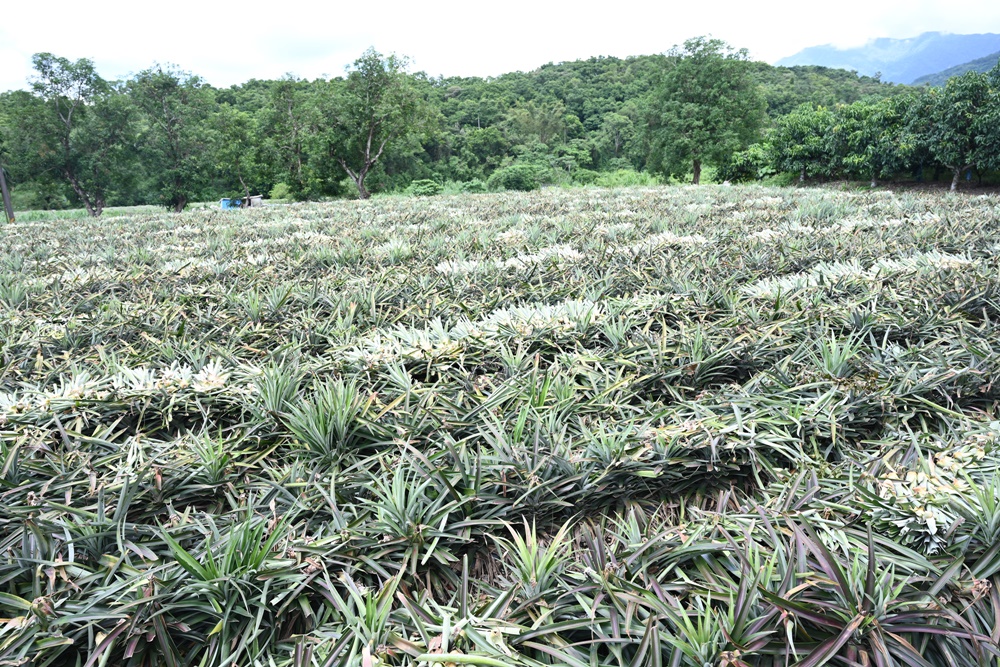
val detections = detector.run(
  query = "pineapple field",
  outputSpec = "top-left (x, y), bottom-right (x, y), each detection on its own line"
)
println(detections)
top-left (2, 185), bottom-right (1000, 666)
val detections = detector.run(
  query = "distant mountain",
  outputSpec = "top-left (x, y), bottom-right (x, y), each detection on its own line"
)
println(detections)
top-left (912, 51), bottom-right (1000, 86)
top-left (775, 32), bottom-right (1000, 84)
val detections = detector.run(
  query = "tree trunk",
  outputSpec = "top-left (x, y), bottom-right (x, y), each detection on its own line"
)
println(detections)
top-left (65, 170), bottom-right (101, 217)
top-left (354, 176), bottom-right (370, 199)
top-left (339, 158), bottom-right (372, 199)
top-left (950, 169), bottom-right (961, 192)
top-left (870, 178), bottom-right (877, 188)
top-left (692, 159), bottom-right (702, 185)
top-left (800, 167), bottom-right (806, 183)
top-left (0, 165), bottom-right (13, 223)
top-left (81, 199), bottom-right (97, 217)
top-left (171, 172), bottom-right (187, 212)
top-left (238, 164), bottom-right (251, 200)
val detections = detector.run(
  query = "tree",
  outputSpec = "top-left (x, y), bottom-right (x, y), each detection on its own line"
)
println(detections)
top-left (504, 100), bottom-right (569, 147)
top-left (0, 91), bottom-right (53, 201)
top-left (15, 53), bottom-right (138, 216)
top-left (716, 141), bottom-right (775, 183)
top-left (832, 96), bottom-right (908, 187)
top-left (976, 64), bottom-right (1000, 174)
top-left (647, 37), bottom-right (766, 184)
top-left (768, 103), bottom-right (836, 181)
top-left (323, 48), bottom-right (429, 199)
top-left (596, 112), bottom-right (635, 165)
top-left (70, 90), bottom-right (141, 209)
top-left (257, 76), bottom-right (315, 199)
top-left (461, 126), bottom-right (509, 176)
top-left (914, 71), bottom-right (995, 191)
top-left (212, 104), bottom-right (269, 200)
top-left (129, 66), bottom-right (215, 211)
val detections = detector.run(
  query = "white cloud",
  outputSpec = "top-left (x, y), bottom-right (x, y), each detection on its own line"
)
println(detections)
top-left (2, 0), bottom-right (999, 91)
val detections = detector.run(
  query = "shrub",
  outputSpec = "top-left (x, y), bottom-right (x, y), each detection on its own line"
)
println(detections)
top-left (460, 179), bottom-right (487, 193)
top-left (594, 169), bottom-right (659, 188)
top-left (717, 143), bottom-right (775, 183)
top-left (439, 179), bottom-right (488, 195)
top-left (10, 181), bottom-right (72, 211)
top-left (487, 165), bottom-right (540, 191)
top-left (761, 171), bottom-right (800, 187)
top-left (269, 182), bottom-right (292, 200)
top-left (405, 179), bottom-right (443, 196)
top-left (572, 169), bottom-right (600, 185)
top-left (606, 157), bottom-right (633, 171)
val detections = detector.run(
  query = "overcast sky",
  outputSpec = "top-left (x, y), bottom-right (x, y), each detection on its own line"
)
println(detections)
top-left (3, 0), bottom-right (1000, 91)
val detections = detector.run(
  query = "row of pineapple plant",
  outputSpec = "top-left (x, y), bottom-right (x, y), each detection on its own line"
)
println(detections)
top-left (0, 185), bottom-right (999, 665)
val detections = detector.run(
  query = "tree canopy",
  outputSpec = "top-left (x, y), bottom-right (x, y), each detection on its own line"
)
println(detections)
top-left (128, 66), bottom-right (216, 212)
top-left (722, 63), bottom-right (1000, 189)
top-left (7, 43), bottom-right (998, 212)
top-left (646, 38), bottom-right (766, 184)
top-left (319, 49), bottom-right (429, 199)
top-left (15, 53), bottom-right (136, 216)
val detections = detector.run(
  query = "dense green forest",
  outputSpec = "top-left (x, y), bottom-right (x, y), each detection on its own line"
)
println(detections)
top-left (1, 38), bottom-right (998, 214)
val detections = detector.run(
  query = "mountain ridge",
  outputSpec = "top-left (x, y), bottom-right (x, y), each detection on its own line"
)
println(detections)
top-left (776, 32), bottom-right (1000, 84)
top-left (912, 50), bottom-right (1000, 86)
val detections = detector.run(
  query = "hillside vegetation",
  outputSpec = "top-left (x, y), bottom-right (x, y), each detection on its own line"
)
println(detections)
top-left (725, 66), bottom-right (1000, 191)
top-left (0, 48), bottom-right (896, 211)
top-left (1, 186), bottom-right (999, 666)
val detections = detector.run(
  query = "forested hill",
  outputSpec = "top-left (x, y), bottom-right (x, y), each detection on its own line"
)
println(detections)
top-left (0, 50), bottom-right (898, 212)
top-left (424, 56), bottom-right (896, 127)
top-left (223, 55), bottom-right (895, 136)
top-left (913, 50), bottom-right (1000, 86)
top-left (749, 63), bottom-right (897, 114)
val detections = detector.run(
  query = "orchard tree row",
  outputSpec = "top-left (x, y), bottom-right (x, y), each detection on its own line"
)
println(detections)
top-left (724, 66), bottom-right (1000, 190)
top-left (0, 40), bottom-right (902, 214)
